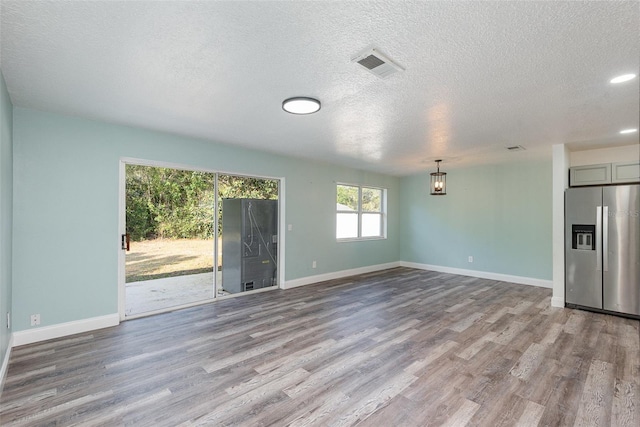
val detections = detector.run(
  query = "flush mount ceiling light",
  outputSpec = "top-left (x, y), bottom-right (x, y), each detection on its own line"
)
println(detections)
top-left (619, 128), bottom-right (638, 134)
top-left (430, 160), bottom-right (447, 196)
top-left (282, 97), bottom-right (321, 115)
top-left (610, 74), bottom-right (637, 84)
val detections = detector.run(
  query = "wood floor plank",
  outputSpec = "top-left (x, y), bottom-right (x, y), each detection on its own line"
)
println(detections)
top-left (283, 351), bottom-right (370, 399)
top-left (404, 340), bottom-right (458, 375)
top-left (184, 368), bottom-right (309, 426)
top-left (509, 342), bottom-right (545, 381)
top-left (67, 388), bottom-right (172, 427)
top-left (457, 331), bottom-right (497, 360)
top-left (539, 321), bottom-right (563, 345)
top-left (5, 390), bottom-right (113, 426)
top-left (515, 400), bottom-right (545, 426)
top-left (573, 359), bottom-right (615, 426)
top-left (612, 378), bottom-right (640, 427)
top-left (287, 389), bottom-right (350, 426)
top-left (448, 311), bottom-right (485, 332)
top-left (1, 267), bottom-right (638, 426)
top-left (441, 398), bottom-right (480, 427)
top-left (322, 370), bottom-right (418, 426)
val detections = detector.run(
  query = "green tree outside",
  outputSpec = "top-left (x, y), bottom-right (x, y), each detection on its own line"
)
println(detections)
top-left (337, 184), bottom-right (381, 212)
top-left (126, 165), bottom-right (278, 241)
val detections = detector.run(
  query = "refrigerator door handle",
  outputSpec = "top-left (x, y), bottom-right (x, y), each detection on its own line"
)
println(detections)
top-left (603, 206), bottom-right (608, 272)
top-left (596, 206), bottom-right (602, 271)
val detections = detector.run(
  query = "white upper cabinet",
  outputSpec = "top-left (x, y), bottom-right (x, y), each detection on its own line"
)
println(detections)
top-left (570, 161), bottom-right (640, 186)
top-left (570, 163), bottom-right (611, 186)
top-left (612, 161), bottom-right (640, 184)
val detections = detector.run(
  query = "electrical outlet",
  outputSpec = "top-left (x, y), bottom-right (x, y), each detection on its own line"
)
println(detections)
top-left (288, 224), bottom-right (293, 231)
top-left (468, 256), bottom-right (473, 263)
top-left (312, 260), bottom-right (317, 269)
top-left (30, 314), bottom-right (40, 327)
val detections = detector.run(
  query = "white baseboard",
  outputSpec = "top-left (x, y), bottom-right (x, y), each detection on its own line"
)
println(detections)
top-left (400, 261), bottom-right (553, 289)
top-left (12, 313), bottom-right (120, 347)
top-left (283, 262), bottom-right (401, 289)
top-left (5, 263), bottom-right (553, 348)
top-left (0, 334), bottom-right (14, 399)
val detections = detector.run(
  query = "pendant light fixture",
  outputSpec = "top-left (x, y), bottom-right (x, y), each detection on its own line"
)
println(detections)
top-left (430, 160), bottom-right (447, 195)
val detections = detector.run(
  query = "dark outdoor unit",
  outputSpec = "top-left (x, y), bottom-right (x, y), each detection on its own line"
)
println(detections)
top-left (221, 199), bottom-right (278, 294)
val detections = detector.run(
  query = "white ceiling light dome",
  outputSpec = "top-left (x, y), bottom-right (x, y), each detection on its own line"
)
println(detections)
top-left (282, 97), bottom-right (321, 115)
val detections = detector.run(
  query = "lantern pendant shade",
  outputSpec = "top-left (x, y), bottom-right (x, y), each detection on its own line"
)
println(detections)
top-left (430, 160), bottom-right (447, 195)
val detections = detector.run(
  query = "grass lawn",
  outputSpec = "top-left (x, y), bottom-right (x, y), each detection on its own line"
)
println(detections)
top-left (126, 238), bottom-right (218, 282)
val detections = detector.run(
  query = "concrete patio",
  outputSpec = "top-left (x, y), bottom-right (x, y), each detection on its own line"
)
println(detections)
top-left (125, 272), bottom-right (222, 316)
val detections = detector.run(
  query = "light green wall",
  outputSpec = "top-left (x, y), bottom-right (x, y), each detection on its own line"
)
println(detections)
top-left (400, 160), bottom-right (552, 280)
top-left (0, 70), bottom-right (13, 365)
top-left (9, 106), bottom-right (554, 334)
top-left (11, 108), bottom-right (400, 331)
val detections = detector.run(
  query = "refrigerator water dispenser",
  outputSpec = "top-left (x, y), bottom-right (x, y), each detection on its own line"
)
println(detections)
top-left (571, 224), bottom-right (595, 250)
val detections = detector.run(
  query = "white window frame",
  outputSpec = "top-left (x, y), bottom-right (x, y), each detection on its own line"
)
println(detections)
top-left (336, 183), bottom-right (387, 241)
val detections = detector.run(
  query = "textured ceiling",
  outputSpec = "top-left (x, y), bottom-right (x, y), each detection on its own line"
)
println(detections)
top-left (1, 1), bottom-right (638, 175)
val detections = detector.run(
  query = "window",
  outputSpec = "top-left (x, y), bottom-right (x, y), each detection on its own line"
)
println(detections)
top-left (336, 184), bottom-right (386, 240)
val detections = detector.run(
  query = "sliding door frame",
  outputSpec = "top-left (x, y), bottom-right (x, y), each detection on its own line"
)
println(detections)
top-left (118, 157), bottom-right (286, 321)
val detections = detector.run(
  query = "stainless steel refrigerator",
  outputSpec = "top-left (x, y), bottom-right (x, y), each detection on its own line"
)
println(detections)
top-left (565, 184), bottom-right (640, 317)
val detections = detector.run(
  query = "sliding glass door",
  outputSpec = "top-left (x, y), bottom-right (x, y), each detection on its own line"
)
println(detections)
top-left (124, 165), bottom-right (216, 317)
top-left (120, 162), bottom-right (280, 319)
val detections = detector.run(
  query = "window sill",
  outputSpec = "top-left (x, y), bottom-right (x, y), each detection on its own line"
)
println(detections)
top-left (336, 236), bottom-right (387, 243)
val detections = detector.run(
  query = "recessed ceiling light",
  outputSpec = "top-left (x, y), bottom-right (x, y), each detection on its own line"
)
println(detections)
top-left (619, 128), bottom-right (638, 134)
top-left (282, 97), bottom-right (321, 115)
top-left (610, 74), bottom-right (636, 84)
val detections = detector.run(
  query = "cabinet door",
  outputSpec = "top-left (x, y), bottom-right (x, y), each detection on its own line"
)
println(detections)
top-left (612, 161), bottom-right (640, 184)
top-left (570, 163), bottom-right (611, 186)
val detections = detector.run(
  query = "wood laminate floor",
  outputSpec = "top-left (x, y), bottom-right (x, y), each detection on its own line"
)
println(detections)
top-left (1, 268), bottom-right (638, 426)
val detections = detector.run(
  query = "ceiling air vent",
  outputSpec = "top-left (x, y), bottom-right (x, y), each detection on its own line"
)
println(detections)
top-left (352, 49), bottom-right (404, 79)
top-left (507, 145), bottom-right (526, 151)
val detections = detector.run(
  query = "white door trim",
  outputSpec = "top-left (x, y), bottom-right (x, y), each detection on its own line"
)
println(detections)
top-left (118, 160), bottom-right (126, 321)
